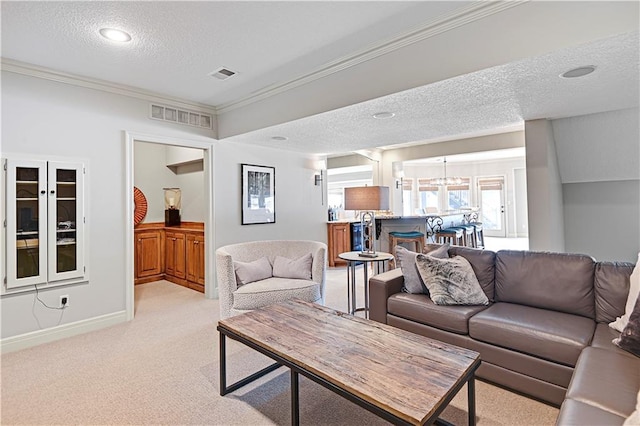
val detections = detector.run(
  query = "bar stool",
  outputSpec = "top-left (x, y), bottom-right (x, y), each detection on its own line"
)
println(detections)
top-left (469, 222), bottom-right (485, 248)
top-left (449, 225), bottom-right (475, 248)
top-left (435, 227), bottom-right (464, 246)
top-left (389, 231), bottom-right (425, 254)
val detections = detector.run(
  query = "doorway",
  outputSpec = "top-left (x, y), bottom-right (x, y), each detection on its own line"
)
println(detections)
top-left (124, 132), bottom-right (215, 321)
top-left (477, 176), bottom-right (506, 237)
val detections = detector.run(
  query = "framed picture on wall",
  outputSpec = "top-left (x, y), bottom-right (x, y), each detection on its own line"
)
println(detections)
top-left (241, 163), bottom-right (276, 225)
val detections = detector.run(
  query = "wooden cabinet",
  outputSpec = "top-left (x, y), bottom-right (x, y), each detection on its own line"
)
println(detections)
top-left (186, 233), bottom-right (205, 291)
top-left (135, 229), bottom-right (164, 284)
top-left (133, 222), bottom-right (204, 292)
top-left (163, 227), bottom-right (205, 292)
top-left (165, 231), bottom-right (186, 279)
top-left (327, 222), bottom-right (351, 267)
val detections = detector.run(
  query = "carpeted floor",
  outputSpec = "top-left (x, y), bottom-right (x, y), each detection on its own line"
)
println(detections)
top-left (1, 267), bottom-right (559, 425)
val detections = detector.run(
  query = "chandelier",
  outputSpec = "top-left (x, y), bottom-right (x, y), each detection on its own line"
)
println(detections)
top-left (428, 157), bottom-right (463, 186)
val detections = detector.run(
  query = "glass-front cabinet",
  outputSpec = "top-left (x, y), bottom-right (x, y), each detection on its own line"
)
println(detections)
top-left (5, 159), bottom-right (85, 290)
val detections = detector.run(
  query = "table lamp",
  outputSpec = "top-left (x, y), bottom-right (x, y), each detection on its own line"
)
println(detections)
top-left (344, 186), bottom-right (389, 257)
top-left (163, 187), bottom-right (182, 226)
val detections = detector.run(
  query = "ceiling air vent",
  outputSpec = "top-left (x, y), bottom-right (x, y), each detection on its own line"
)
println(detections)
top-left (150, 104), bottom-right (213, 129)
top-left (209, 67), bottom-right (236, 80)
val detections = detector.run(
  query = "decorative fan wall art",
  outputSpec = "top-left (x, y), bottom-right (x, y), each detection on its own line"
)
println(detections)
top-left (133, 187), bottom-right (148, 226)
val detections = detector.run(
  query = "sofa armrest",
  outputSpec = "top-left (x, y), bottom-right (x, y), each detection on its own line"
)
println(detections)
top-left (369, 268), bottom-right (404, 324)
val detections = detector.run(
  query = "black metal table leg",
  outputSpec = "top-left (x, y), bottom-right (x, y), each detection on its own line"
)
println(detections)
top-left (219, 331), bottom-right (227, 395)
top-left (291, 370), bottom-right (300, 426)
top-left (468, 374), bottom-right (476, 426)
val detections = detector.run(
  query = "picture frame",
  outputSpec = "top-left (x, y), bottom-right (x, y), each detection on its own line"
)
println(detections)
top-left (241, 163), bottom-right (275, 225)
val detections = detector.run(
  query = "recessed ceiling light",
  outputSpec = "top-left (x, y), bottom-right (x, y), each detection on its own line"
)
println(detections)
top-left (99, 28), bottom-right (132, 42)
top-left (372, 112), bottom-right (395, 119)
top-left (561, 65), bottom-right (596, 78)
top-left (271, 136), bottom-right (288, 141)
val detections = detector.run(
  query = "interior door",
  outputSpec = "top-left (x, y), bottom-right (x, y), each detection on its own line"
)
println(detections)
top-left (477, 176), bottom-right (506, 237)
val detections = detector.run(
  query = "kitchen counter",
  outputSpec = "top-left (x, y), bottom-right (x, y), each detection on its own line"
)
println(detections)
top-left (328, 210), bottom-right (479, 252)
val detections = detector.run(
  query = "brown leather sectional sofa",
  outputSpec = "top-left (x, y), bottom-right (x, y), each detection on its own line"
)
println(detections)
top-left (369, 244), bottom-right (638, 423)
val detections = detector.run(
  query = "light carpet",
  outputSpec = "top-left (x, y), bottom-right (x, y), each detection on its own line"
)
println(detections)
top-left (1, 267), bottom-right (559, 425)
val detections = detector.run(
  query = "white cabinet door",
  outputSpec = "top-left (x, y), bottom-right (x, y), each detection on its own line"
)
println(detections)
top-left (6, 159), bottom-right (48, 288)
top-left (47, 161), bottom-right (85, 282)
top-left (5, 159), bottom-right (86, 290)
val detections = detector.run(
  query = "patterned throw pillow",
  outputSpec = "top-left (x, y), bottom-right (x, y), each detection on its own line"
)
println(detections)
top-left (396, 244), bottom-right (449, 294)
top-left (415, 254), bottom-right (489, 305)
top-left (614, 292), bottom-right (640, 357)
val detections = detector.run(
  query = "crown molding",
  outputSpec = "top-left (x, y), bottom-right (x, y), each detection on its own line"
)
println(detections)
top-left (1, 58), bottom-right (218, 115)
top-left (216, 0), bottom-right (528, 114)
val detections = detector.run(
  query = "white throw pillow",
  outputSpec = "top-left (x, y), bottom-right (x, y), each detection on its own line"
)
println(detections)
top-left (272, 253), bottom-right (313, 280)
top-left (234, 257), bottom-right (273, 286)
top-left (611, 252), bottom-right (640, 332)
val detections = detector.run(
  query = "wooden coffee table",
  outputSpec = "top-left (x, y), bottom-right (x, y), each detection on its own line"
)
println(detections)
top-left (218, 300), bottom-right (480, 426)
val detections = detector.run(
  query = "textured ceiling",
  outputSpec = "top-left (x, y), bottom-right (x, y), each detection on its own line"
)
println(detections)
top-left (1, 1), bottom-right (461, 106)
top-left (1, 1), bottom-right (639, 156)
top-left (227, 31), bottom-right (639, 154)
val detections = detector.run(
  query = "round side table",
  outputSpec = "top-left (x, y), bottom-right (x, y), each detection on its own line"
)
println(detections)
top-left (338, 251), bottom-right (394, 318)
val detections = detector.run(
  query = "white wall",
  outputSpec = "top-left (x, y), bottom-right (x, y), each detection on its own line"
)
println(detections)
top-left (174, 161), bottom-right (205, 222)
top-left (1, 71), bottom-right (326, 345)
top-left (134, 142), bottom-right (205, 223)
top-left (553, 108), bottom-right (640, 263)
top-left (0, 71), bottom-right (215, 340)
top-left (525, 119), bottom-right (565, 252)
top-left (213, 141), bottom-right (327, 248)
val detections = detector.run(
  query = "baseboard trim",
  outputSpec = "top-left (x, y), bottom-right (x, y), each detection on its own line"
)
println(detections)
top-left (1, 311), bottom-right (128, 354)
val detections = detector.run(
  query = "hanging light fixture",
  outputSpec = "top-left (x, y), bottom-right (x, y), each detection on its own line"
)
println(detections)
top-left (428, 157), bottom-right (463, 186)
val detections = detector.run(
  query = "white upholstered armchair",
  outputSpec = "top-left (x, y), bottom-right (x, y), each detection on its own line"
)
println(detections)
top-left (216, 240), bottom-right (327, 319)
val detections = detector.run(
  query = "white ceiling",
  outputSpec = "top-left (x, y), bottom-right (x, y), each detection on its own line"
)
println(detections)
top-left (2, 1), bottom-right (639, 156)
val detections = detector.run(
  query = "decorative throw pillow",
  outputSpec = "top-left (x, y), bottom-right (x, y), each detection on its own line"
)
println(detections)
top-left (614, 292), bottom-right (640, 357)
top-left (234, 257), bottom-right (272, 286)
top-left (415, 255), bottom-right (489, 306)
top-left (611, 252), bottom-right (640, 332)
top-left (396, 244), bottom-right (449, 294)
top-left (272, 253), bottom-right (313, 280)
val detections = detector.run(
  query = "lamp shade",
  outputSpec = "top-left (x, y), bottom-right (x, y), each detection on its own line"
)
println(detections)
top-left (344, 186), bottom-right (390, 211)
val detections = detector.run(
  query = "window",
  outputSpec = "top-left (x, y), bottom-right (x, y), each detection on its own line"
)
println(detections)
top-left (418, 178), bottom-right (439, 213)
top-left (446, 178), bottom-right (470, 210)
top-left (401, 178), bottom-right (413, 216)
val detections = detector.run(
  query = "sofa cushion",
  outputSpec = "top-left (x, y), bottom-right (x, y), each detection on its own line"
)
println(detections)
top-left (272, 253), bottom-right (312, 280)
top-left (415, 255), bottom-right (489, 306)
top-left (234, 256), bottom-right (272, 285)
top-left (595, 261), bottom-right (635, 323)
top-left (611, 253), bottom-right (640, 331)
top-left (495, 250), bottom-right (596, 318)
top-left (469, 302), bottom-right (595, 366)
top-left (396, 244), bottom-right (449, 294)
top-left (566, 347), bottom-right (640, 418)
top-left (556, 399), bottom-right (626, 426)
top-left (387, 292), bottom-right (488, 334)
top-left (592, 323), bottom-right (638, 359)
top-left (233, 277), bottom-right (321, 310)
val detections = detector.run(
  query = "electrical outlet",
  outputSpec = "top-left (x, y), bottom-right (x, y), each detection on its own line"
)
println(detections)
top-left (60, 295), bottom-right (69, 308)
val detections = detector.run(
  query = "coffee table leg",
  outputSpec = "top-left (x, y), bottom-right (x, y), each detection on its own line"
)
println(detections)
top-left (291, 370), bottom-right (300, 426)
top-left (468, 374), bottom-right (476, 426)
top-left (219, 332), bottom-right (227, 395)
